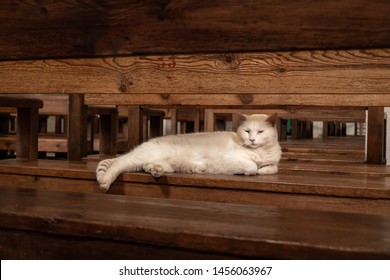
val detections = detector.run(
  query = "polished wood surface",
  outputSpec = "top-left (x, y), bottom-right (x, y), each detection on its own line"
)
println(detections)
top-left (1, 0), bottom-right (389, 59)
top-left (0, 186), bottom-right (389, 259)
top-left (0, 154), bottom-right (389, 216)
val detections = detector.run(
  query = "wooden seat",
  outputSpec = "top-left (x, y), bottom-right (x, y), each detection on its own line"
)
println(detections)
top-left (0, 159), bottom-right (389, 216)
top-left (0, 96), bottom-right (43, 160)
top-left (1, 185), bottom-right (389, 259)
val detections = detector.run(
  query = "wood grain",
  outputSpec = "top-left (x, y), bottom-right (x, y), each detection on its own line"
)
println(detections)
top-left (86, 93), bottom-right (390, 107)
top-left (0, 49), bottom-right (389, 100)
top-left (1, 0), bottom-right (389, 59)
top-left (0, 159), bottom-right (389, 199)
top-left (1, 186), bottom-right (390, 259)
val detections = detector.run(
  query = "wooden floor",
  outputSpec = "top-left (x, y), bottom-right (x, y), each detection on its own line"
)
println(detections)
top-left (0, 136), bottom-right (389, 259)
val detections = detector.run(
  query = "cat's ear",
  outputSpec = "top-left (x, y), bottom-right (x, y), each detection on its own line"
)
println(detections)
top-left (266, 113), bottom-right (278, 127)
top-left (235, 114), bottom-right (248, 123)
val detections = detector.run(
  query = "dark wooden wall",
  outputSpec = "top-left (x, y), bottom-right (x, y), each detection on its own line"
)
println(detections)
top-left (1, 0), bottom-right (389, 60)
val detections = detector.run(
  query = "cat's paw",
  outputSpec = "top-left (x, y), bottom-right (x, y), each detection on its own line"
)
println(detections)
top-left (98, 180), bottom-right (111, 192)
top-left (96, 158), bottom-right (114, 192)
top-left (143, 163), bottom-right (164, 178)
top-left (257, 165), bottom-right (278, 175)
top-left (96, 172), bottom-right (111, 192)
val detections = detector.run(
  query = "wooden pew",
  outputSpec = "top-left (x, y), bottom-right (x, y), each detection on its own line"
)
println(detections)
top-left (0, 94), bottom-right (121, 159)
top-left (0, 96), bottom-right (43, 160)
top-left (0, 1), bottom-right (389, 260)
top-left (1, 185), bottom-right (389, 259)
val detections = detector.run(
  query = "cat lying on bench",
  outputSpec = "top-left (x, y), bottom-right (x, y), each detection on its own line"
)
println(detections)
top-left (96, 114), bottom-right (281, 191)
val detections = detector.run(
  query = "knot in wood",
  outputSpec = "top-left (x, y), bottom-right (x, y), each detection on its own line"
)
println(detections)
top-left (119, 84), bottom-right (127, 93)
top-left (239, 94), bottom-right (253, 105)
top-left (161, 94), bottom-right (170, 100)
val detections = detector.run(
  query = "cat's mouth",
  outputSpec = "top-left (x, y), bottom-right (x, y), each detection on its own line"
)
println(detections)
top-left (248, 143), bottom-right (260, 148)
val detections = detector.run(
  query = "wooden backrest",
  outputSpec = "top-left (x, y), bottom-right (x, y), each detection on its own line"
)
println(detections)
top-left (0, 49), bottom-right (389, 108)
top-left (0, 1), bottom-right (389, 107)
top-left (1, 1), bottom-right (389, 59)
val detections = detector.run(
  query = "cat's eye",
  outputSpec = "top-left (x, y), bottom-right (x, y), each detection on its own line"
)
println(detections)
top-left (244, 130), bottom-right (250, 134)
top-left (257, 130), bottom-right (264, 134)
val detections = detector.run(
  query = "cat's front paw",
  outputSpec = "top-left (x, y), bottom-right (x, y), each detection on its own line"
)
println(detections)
top-left (143, 163), bottom-right (164, 178)
top-left (96, 158), bottom-right (115, 192)
top-left (257, 165), bottom-right (278, 175)
top-left (96, 173), bottom-right (111, 192)
top-left (98, 181), bottom-right (111, 192)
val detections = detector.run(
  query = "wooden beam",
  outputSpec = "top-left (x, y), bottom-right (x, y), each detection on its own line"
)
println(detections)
top-left (1, 0), bottom-right (389, 59)
top-left (16, 107), bottom-right (39, 160)
top-left (204, 109), bottom-right (215, 132)
top-left (67, 95), bottom-right (87, 161)
top-left (0, 49), bottom-right (389, 98)
top-left (367, 107), bottom-right (385, 164)
top-left (127, 105), bottom-right (143, 150)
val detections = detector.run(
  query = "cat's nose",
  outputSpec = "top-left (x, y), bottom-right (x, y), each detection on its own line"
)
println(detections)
top-left (250, 138), bottom-right (255, 143)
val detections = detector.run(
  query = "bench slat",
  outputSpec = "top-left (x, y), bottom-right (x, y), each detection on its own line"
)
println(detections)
top-left (1, 1), bottom-right (389, 59)
top-left (1, 49), bottom-right (389, 99)
top-left (0, 159), bottom-right (389, 199)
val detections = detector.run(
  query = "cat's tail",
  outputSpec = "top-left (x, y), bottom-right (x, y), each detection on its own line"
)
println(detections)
top-left (96, 154), bottom-right (141, 192)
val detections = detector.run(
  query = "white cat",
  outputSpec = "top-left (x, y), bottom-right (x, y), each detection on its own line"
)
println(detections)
top-left (96, 114), bottom-right (281, 191)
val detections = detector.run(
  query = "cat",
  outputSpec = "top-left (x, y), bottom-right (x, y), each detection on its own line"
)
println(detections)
top-left (96, 113), bottom-right (281, 192)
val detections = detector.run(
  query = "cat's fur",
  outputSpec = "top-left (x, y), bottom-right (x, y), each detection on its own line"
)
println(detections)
top-left (96, 114), bottom-right (281, 191)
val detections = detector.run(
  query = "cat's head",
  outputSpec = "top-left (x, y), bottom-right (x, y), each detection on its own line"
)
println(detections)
top-left (236, 114), bottom-right (278, 148)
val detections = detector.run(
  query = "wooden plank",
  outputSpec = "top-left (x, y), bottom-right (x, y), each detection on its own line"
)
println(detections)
top-left (86, 93), bottom-right (390, 108)
top-left (367, 107), bottom-right (386, 164)
top-left (0, 186), bottom-right (389, 259)
top-left (0, 135), bottom-right (67, 153)
top-left (210, 108), bottom-right (366, 122)
top-left (0, 49), bottom-right (389, 98)
top-left (1, 1), bottom-right (389, 59)
top-left (0, 158), bottom-right (389, 215)
top-left (0, 159), bottom-right (389, 199)
top-left (1, 172), bottom-right (389, 217)
top-left (0, 96), bottom-right (43, 108)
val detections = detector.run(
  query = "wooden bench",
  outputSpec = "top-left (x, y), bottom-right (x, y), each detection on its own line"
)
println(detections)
top-left (0, 96), bottom-right (43, 160)
top-left (0, 94), bottom-right (121, 159)
top-left (0, 0), bottom-right (389, 260)
top-left (0, 185), bottom-right (389, 259)
top-left (0, 159), bottom-right (388, 216)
